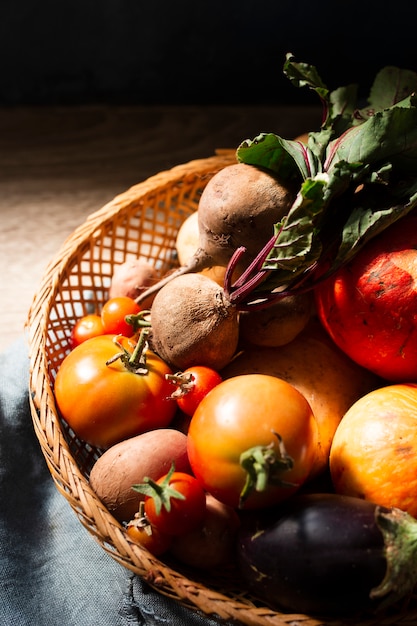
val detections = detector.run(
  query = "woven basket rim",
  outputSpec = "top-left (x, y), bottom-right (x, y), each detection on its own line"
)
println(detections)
top-left (26, 153), bottom-right (417, 626)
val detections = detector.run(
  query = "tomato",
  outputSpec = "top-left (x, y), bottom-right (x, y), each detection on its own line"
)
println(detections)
top-left (314, 212), bottom-right (417, 381)
top-left (221, 318), bottom-right (380, 480)
top-left (187, 374), bottom-right (318, 510)
top-left (101, 296), bottom-right (142, 337)
top-left (167, 366), bottom-right (222, 416)
top-left (70, 314), bottom-right (105, 348)
top-left (134, 464), bottom-right (207, 536)
top-left (330, 383), bottom-right (417, 517)
top-left (126, 507), bottom-right (172, 556)
top-left (54, 334), bottom-right (177, 449)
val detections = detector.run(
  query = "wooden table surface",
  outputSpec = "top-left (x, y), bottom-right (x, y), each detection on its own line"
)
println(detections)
top-left (0, 104), bottom-right (320, 353)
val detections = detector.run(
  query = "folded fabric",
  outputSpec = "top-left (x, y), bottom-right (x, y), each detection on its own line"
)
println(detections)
top-left (0, 338), bottom-right (232, 626)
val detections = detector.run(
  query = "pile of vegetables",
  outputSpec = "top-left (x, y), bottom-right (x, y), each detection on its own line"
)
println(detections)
top-left (53, 54), bottom-right (417, 619)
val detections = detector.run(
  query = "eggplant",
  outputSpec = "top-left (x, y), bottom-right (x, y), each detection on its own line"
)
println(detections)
top-left (236, 492), bottom-right (417, 616)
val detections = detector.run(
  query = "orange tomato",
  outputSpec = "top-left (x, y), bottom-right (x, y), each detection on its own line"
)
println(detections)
top-left (187, 374), bottom-right (318, 509)
top-left (126, 514), bottom-right (172, 556)
top-left (221, 318), bottom-right (380, 479)
top-left (330, 383), bottom-right (417, 516)
top-left (315, 212), bottom-right (417, 382)
top-left (54, 334), bottom-right (176, 449)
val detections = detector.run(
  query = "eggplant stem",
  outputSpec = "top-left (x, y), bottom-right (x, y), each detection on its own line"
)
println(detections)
top-left (371, 506), bottom-right (417, 609)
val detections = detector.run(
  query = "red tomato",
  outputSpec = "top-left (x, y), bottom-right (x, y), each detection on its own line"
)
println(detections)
top-left (126, 510), bottom-right (172, 556)
top-left (136, 465), bottom-right (207, 536)
top-left (101, 296), bottom-right (142, 337)
top-left (187, 374), bottom-right (318, 510)
top-left (167, 366), bottom-right (222, 416)
top-left (54, 334), bottom-right (176, 448)
top-left (70, 314), bottom-right (105, 348)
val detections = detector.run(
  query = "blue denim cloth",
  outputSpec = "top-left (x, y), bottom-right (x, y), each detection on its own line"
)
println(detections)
top-left (0, 339), bottom-right (232, 626)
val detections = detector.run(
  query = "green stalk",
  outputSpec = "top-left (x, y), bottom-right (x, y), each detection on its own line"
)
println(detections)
top-left (372, 506), bottom-right (417, 609)
top-left (239, 432), bottom-right (295, 508)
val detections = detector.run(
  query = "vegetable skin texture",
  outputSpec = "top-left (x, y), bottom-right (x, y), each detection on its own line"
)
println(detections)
top-left (89, 429), bottom-right (191, 523)
top-left (149, 273), bottom-right (239, 371)
top-left (237, 493), bottom-right (417, 616)
top-left (221, 318), bottom-right (380, 478)
top-left (197, 162), bottom-right (296, 274)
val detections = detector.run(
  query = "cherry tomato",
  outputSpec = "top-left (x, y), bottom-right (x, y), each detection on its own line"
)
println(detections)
top-left (134, 464), bottom-right (207, 536)
top-left (101, 296), bottom-right (142, 337)
top-left (167, 366), bottom-right (222, 416)
top-left (187, 374), bottom-right (319, 510)
top-left (54, 333), bottom-right (176, 449)
top-left (126, 508), bottom-right (172, 556)
top-left (70, 314), bottom-right (105, 348)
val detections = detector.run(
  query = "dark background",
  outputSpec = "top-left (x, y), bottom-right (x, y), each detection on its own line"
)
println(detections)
top-left (1, 1), bottom-right (417, 107)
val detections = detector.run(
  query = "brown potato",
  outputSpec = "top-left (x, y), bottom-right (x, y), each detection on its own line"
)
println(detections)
top-left (175, 211), bottom-right (199, 266)
top-left (239, 292), bottom-right (313, 347)
top-left (89, 428), bottom-right (190, 522)
top-left (109, 258), bottom-right (158, 309)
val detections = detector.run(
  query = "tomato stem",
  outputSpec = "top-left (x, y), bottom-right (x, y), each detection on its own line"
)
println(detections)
top-left (239, 432), bottom-right (295, 508)
top-left (126, 502), bottom-right (152, 535)
top-left (105, 329), bottom-right (151, 374)
top-left (125, 309), bottom-right (152, 334)
top-left (131, 463), bottom-right (185, 516)
top-left (128, 328), bottom-right (150, 373)
top-left (165, 371), bottom-right (195, 398)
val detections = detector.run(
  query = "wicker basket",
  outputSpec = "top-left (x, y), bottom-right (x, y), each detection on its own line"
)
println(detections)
top-left (27, 153), bottom-right (417, 626)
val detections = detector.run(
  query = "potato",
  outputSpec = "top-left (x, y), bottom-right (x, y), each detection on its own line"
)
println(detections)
top-left (89, 428), bottom-right (191, 522)
top-left (175, 211), bottom-right (199, 266)
top-left (239, 292), bottom-right (313, 347)
top-left (109, 258), bottom-right (158, 309)
top-left (175, 213), bottom-right (241, 287)
top-left (221, 318), bottom-right (381, 478)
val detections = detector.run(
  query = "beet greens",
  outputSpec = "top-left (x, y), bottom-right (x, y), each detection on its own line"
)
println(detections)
top-left (230, 53), bottom-right (417, 308)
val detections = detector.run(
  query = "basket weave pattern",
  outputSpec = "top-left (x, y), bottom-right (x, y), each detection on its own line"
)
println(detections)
top-left (28, 154), bottom-right (417, 626)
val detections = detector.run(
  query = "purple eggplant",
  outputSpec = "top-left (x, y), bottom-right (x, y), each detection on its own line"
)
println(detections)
top-left (236, 492), bottom-right (417, 616)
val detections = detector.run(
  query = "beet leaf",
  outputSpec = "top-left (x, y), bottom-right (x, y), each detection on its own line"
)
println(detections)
top-left (229, 54), bottom-right (417, 306)
top-left (236, 133), bottom-right (318, 182)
